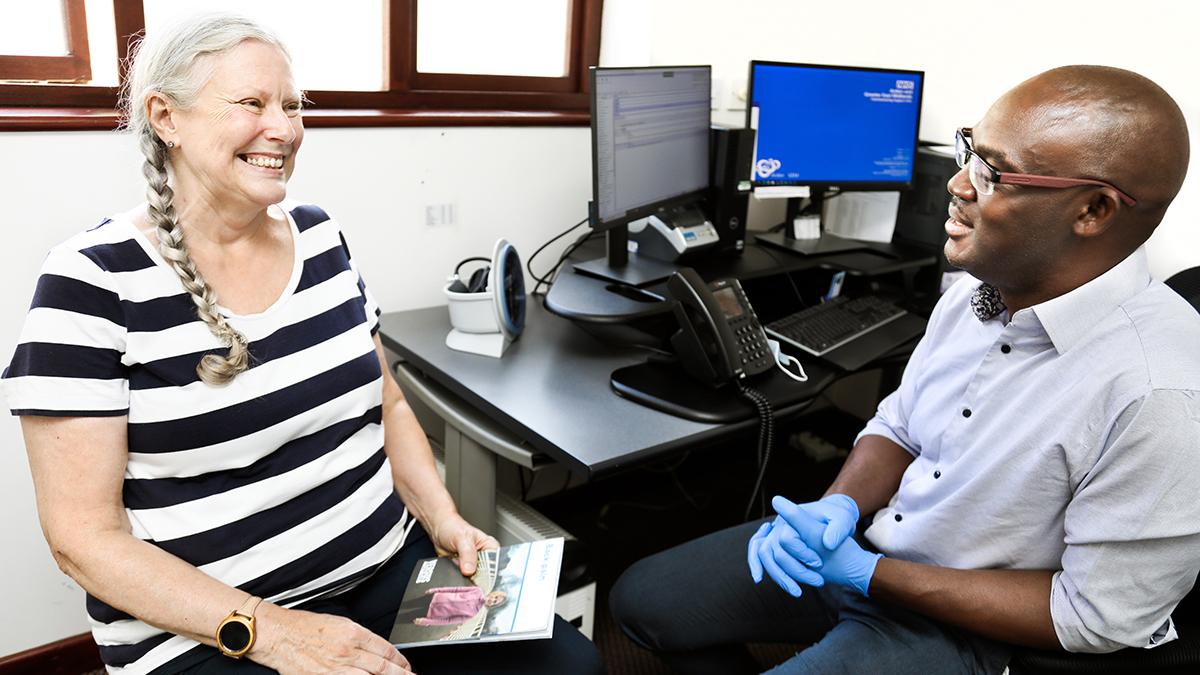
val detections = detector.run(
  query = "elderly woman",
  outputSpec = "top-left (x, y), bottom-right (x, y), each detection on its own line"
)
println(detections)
top-left (3, 14), bottom-right (602, 675)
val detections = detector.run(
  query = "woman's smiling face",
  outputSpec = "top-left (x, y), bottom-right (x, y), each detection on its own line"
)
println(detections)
top-left (167, 39), bottom-right (304, 211)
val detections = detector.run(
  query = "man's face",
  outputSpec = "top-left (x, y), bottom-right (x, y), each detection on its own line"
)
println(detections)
top-left (944, 94), bottom-right (1081, 291)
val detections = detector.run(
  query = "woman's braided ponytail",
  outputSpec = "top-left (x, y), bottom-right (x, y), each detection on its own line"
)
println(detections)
top-left (121, 14), bottom-right (289, 385)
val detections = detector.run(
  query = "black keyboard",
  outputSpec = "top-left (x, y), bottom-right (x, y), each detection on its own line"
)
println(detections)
top-left (765, 295), bottom-right (907, 356)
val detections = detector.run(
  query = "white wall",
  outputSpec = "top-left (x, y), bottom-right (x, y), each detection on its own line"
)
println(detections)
top-left (603, 0), bottom-right (1200, 278)
top-left (3, 0), bottom-right (1200, 656)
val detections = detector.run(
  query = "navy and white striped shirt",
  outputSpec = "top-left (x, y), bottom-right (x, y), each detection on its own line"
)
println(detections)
top-left (3, 202), bottom-right (411, 674)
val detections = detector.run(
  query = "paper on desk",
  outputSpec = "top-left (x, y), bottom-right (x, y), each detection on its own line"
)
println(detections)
top-left (823, 191), bottom-right (901, 243)
top-left (753, 185), bottom-right (810, 199)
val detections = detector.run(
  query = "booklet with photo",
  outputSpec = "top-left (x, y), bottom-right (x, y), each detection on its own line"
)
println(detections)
top-left (389, 537), bottom-right (564, 649)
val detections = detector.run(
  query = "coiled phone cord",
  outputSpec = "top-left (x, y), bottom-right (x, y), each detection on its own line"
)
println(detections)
top-left (737, 381), bottom-right (775, 521)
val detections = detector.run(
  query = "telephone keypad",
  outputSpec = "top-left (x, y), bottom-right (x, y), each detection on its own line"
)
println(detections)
top-left (730, 314), bottom-right (771, 374)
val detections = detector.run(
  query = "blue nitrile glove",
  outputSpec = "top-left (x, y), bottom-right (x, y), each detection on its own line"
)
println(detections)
top-left (796, 493), bottom-right (860, 550)
top-left (747, 520), bottom-right (773, 581)
top-left (748, 519), bottom-right (825, 596)
top-left (751, 518), bottom-right (826, 597)
top-left (747, 493), bottom-right (859, 582)
top-left (771, 495), bottom-right (884, 597)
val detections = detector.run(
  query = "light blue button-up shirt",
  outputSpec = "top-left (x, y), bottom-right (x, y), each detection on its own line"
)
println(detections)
top-left (859, 247), bottom-right (1200, 653)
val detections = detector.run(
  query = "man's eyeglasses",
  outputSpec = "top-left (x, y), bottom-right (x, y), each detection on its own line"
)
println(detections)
top-left (954, 128), bottom-right (1137, 207)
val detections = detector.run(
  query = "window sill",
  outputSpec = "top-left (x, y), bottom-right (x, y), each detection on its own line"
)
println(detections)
top-left (0, 107), bottom-right (590, 131)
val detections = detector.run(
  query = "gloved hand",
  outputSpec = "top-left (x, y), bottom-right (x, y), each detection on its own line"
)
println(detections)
top-left (747, 519), bottom-right (825, 596)
top-left (771, 495), bottom-right (883, 598)
top-left (747, 493), bottom-right (859, 582)
top-left (797, 493), bottom-right (861, 550)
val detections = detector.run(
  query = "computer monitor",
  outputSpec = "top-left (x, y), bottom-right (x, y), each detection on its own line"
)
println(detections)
top-left (747, 61), bottom-right (924, 190)
top-left (576, 65), bottom-right (712, 285)
top-left (747, 61), bottom-right (923, 254)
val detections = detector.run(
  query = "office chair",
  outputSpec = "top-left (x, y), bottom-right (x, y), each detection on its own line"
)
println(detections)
top-left (1007, 593), bottom-right (1200, 674)
top-left (1165, 265), bottom-right (1200, 312)
top-left (1008, 265), bottom-right (1200, 674)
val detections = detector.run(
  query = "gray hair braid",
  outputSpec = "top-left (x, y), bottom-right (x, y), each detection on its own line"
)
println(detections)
top-left (120, 14), bottom-right (290, 385)
top-left (140, 132), bottom-right (249, 385)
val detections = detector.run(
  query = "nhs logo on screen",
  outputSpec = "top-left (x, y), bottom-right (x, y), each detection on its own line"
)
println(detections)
top-left (755, 158), bottom-right (782, 179)
top-left (896, 79), bottom-right (915, 90)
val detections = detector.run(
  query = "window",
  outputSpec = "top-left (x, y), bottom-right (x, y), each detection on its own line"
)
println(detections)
top-left (0, 0), bottom-right (601, 130)
top-left (417, 0), bottom-right (572, 78)
top-left (0, 0), bottom-right (91, 83)
top-left (142, 1), bottom-right (387, 92)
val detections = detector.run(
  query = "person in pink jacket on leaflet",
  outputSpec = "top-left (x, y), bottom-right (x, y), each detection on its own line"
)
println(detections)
top-left (398, 586), bottom-right (509, 627)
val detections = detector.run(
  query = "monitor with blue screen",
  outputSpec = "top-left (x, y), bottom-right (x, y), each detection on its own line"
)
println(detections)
top-left (748, 61), bottom-right (925, 256)
top-left (747, 61), bottom-right (924, 190)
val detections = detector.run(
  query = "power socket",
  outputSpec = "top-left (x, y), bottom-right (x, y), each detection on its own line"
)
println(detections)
top-left (425, 203), bottom-right (456, 227)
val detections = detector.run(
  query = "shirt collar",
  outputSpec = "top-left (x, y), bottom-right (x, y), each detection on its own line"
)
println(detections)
top-left (1031, 247), bottom-right (1151, 354)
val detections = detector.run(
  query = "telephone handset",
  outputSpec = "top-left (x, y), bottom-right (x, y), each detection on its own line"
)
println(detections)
top-left (667, 268), bottom-right (774, 387)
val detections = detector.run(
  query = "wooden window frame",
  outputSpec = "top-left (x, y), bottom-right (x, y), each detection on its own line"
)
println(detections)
top-left (0, 0), bottom-right (92, 83)
top-left (0, 0), bottom-right (600, 130)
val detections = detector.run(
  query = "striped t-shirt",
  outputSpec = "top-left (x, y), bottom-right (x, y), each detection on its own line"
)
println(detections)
top-left (3, 202), bottom-right (411, 674)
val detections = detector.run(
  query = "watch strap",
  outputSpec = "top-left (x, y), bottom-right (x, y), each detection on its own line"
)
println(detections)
top-left (236, 594), bottom-right (264, 619)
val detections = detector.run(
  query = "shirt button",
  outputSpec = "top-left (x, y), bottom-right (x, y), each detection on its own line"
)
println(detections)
top-left (934, 470), bottom-right (942, 479)
top-left (962, 408), bottom-right (972, 418)
top-left (1001, 344), bottom-right (1012, 354)
top-left (894, 513), bottom-right (903, 522)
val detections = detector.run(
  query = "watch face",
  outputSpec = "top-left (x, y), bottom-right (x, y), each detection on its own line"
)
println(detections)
top-left (219, 620), bottom-right (252, 652)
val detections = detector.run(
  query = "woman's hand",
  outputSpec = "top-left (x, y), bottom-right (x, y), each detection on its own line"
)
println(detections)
top-left (429, 512), bottom-right (500, 576)
top-left (252, 603), bottom-right (414, 674)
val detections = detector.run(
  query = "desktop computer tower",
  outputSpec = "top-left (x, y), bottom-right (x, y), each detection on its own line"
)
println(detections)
top-left (706, 126), bottom-right (755, 255)
top-left (895, 145), bottom-right (957, 272)
top-left (894, 145), bottom-right (959, 303)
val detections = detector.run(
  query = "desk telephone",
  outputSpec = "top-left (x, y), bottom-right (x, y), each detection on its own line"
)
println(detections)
top-left (667, 268), bottom-right (775, 387)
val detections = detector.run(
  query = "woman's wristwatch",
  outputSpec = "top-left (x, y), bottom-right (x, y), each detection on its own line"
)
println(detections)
top-left (216, 595), bottom-right (264, 658)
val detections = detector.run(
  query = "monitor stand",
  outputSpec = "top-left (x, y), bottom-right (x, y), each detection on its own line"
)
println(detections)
top-left (756, 231), bottom-right (867, 256)
top-left (755, 192), bottom-right (867, 257)
top-left (575, 255), bottom-right (679, 287)
top-left (573, 225), bottom-right (679, 287)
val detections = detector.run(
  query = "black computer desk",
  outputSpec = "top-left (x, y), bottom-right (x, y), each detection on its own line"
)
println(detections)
top-left (379, 299), bottom-right (835, 533)
top-left (378, 238), bottom-right (937, 533)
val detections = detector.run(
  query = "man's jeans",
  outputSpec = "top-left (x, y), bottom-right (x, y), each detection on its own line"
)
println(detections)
top-left (610, 519), bottom-right (1012, 675)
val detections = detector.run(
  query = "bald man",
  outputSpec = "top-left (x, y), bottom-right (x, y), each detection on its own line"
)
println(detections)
top-left (610, 66), bottom-right (1200, 674)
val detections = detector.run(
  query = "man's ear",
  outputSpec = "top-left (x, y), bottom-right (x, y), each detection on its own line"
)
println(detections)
top-left (145, 92), bottom-right (178, 145)
top-left (1072, 189), bottom-right (1120, 239)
